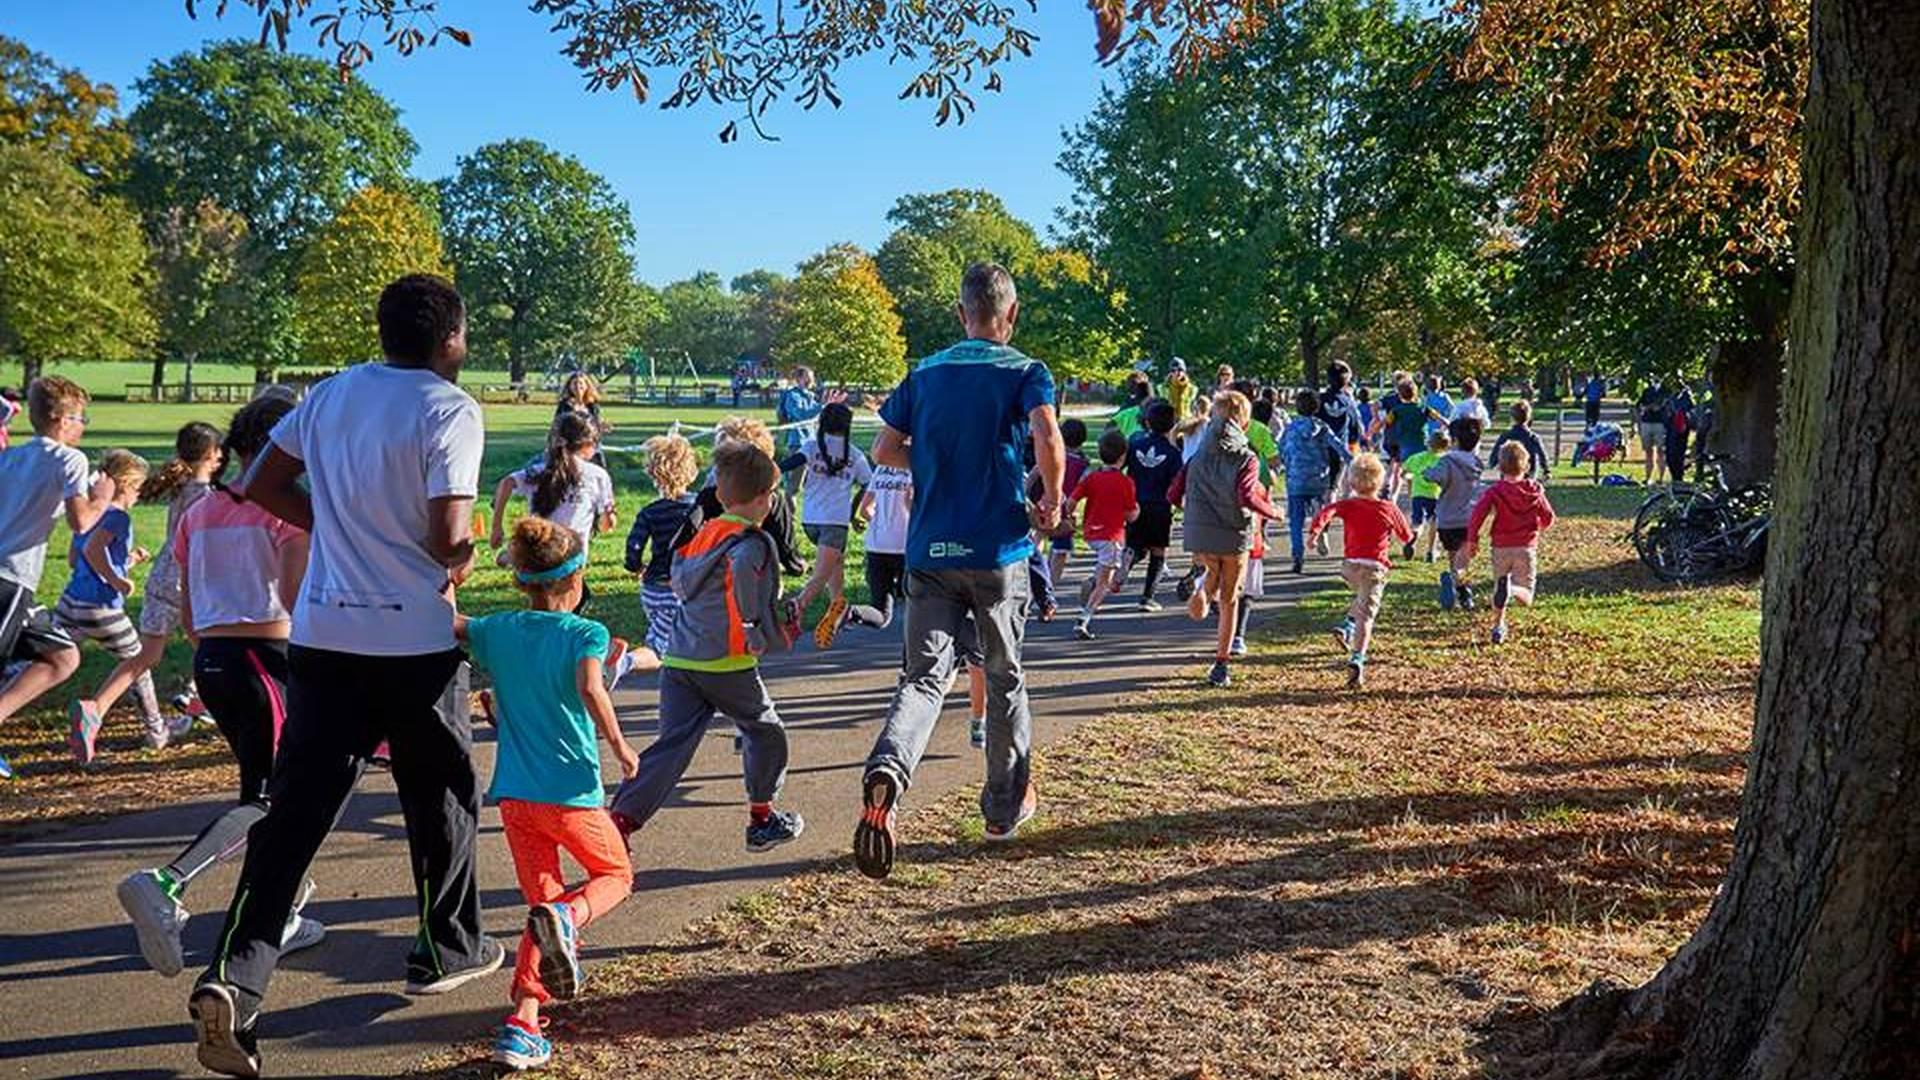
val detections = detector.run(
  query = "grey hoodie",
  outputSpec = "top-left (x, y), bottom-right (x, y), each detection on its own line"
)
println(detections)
top-left (1181, 418), bottom-right (1258, 555)
top-left (1424, 448), bottom-right (1485, 529)
top-left (663, 515), bottom-right (792, 671)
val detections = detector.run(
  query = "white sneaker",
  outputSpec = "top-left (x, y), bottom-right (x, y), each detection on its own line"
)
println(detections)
top-left (279, 914), bottom-right (325, 955)
top-left (118, 869), bottom-right (189, 977)
top-left (141, 716), bottom-right (171, 751)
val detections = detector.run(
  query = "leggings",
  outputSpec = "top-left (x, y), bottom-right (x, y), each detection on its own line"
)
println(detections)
top-left (163, 638), bottom-right (289, 886)
top-left (850, 552), bottom-right (906, 629)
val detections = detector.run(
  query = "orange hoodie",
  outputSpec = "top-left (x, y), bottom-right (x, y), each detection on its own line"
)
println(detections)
top-left (1468, 477), bottom-right (1556, 549)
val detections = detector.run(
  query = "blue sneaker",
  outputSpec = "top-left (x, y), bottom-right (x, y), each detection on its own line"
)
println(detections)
top-left (1490, 623), bottom-right (1509, 646)
top-left (968, 717), bottom-right (986, 750)
top-left (1438, 570), bottom-right (1457, 611)
top-left (0, 754), bottom-right (11, 780)
top-left (746, 809), bottom-right (805, 853)
top-left (527, 902), bottom-right (583, 1001)
top-left (491, 1019), bottom-right (553, 1072)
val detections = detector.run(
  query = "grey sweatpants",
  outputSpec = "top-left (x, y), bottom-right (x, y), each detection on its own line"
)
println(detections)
top-left (865, 564), bottom-right (1032, 827)
top-left (608, 666), bottom-right (788, 827)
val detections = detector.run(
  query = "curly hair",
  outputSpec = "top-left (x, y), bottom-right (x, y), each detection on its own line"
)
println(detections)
top-left (644, 433), bottom-right (699, 498)
top-left (715, 416), bottom-right (775, 460)
top-left (509, 515), bottom-right (583, 594)
top-left (1348, 452), bottom-right (1386, 497)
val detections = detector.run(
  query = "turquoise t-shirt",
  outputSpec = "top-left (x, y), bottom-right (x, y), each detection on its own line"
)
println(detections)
top-left (468, 609), bottom-right (611, 808)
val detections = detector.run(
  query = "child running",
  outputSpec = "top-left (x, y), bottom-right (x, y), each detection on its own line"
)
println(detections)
top-left (783, 401), bottom-right (872, 649)
top-left (116, 396), bottom-right (325, 978)
top-left (457, 516), bottom-right (649, 1073)
top-left (1487, 400), bottom-right (1552, 481)
top-left (1044, 418), bottom-right (1091, 589)
top-left (608, 441), bottom-right (804, 853)
top-left (1399, 430), bottom-right (1449, 562)
top-left (1425, 416), bottom-right (1486, 612)
top-left (626, 434), bottom-right (700, 657)
top-left (1066, 428), bottom-right (1139, 640)
top-left (1306, 453), bottom-right (1414, 689)
top-left (491, 412), bottom-right (616, 612)
top-left (1466, 443), bottom-right (1557, 644)
top-left (1167, 391), bottom-right (1283, 688)
top-left (1123, 400), bottom-right (1182, 610)
top-left (72, 422), bottom-right (223, 749)
top-left (849, 463), bottom-right (912, 631)
top-left (59, 450), bottom-right (167, 764)
top-left (1279, 389), bottom-right (1352, 574)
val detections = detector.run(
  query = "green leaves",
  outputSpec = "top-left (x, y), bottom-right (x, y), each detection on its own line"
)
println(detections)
top-left (777, 243), bottom-right (908, 387)
top-left (295, 185), bottom-right (451, 367)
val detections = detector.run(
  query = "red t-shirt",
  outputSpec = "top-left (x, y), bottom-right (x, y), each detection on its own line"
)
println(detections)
top-left (1071, 467), bottom-right (1138, 542)
top-left (1308, 496), bottom-right (1414, 567)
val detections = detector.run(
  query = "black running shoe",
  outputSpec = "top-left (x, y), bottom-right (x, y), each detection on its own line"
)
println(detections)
top-left (853, 770), bottom-right (899, 880)
top-left (190, 982), bottom-right (261, 1078)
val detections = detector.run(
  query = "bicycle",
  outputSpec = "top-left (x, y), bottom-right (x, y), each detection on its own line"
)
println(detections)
top-left (1630, 454), bottom-right (1771, 583)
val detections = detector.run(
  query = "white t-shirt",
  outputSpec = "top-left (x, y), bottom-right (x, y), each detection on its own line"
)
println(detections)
top-left (797, 435), bottom-right (873, 526)
top-left (1452, 397), bottom-right (1490, 426)
top-left (512, 459), bottom-right (614, 549)
top-left (270, 364), bottom-right (484, 655)
top-left (865, 465), bottom-right (912, 556)
top-left (0, 436), bottom-right (91, 591)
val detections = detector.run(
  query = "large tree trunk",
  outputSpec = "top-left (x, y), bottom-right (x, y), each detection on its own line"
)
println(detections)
top-left (1707, 270), bottom-right (1793, 488)
top-left (20, 357), bottom-right (43, 386)
top-left (1300, 317), bottom-right (1321, 388)
top-left (1529, 3), bottom-right (1920, 1079)
top-left (149, 354), bottom-right (169, 399)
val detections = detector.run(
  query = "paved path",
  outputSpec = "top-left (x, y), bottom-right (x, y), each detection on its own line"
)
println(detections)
top-left (0, 546), bottom-right (1336, 1079)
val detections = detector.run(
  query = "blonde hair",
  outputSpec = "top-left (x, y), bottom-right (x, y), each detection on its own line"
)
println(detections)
top-left (1426, 429), bottom-right (1451, 453)
top-left (644, 434), bottom-right (698, 498)
top-left (562, 372), bottom-right (601, 408)
top-left (715, 416), bottom-right (775, 460)
top-left (1348, 452), bottom-right (1385, 496)
top-left (98, 449), bottom-right (150, 499)
top-left (1499, 441), bottom-right (1532, 477)
top-left (27, 376), bottom-right (88, 432)
top-left (508, 516), bottom-right (583, 595)
top-left (1211, 389), bottom-right (1252, 430)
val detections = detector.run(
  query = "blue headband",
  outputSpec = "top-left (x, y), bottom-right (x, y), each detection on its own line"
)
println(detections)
top-left (516, 552), bottom-right (586, 584)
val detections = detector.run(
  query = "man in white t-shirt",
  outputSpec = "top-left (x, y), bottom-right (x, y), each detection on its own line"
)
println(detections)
top-left (187, 275), bottom-right (496, 1078)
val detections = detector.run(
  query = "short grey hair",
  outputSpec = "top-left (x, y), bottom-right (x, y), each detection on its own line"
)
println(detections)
top-left (959, 262), bottom-right (1017, 321)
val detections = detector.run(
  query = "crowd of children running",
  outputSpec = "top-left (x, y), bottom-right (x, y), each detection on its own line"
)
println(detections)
top-left (0, 339), bottom-right (1557, 1073)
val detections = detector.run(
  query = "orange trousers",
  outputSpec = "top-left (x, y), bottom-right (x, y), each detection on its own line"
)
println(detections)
top-left (499, 798), bottom-right (634, 1004)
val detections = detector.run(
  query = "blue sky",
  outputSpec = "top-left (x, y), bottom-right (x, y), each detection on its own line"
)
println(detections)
top-left (9, 2), bottom-right (1115, 284)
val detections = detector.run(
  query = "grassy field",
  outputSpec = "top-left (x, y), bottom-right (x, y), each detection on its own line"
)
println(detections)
top-left (403, 482), bottom-right (1761, 1080)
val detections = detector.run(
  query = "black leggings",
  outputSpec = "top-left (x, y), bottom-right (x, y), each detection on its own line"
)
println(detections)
top-left (164, 638), bottom-right (290, 885)
top-left (851, 552), bottom-right (906, 629)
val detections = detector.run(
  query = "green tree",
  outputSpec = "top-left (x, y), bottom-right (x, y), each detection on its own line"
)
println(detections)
top-left (875, 190), bottom-right (1042, 357)
top-left (294, 185), bottom-right (451, 367)
top-left (1016, 248), bottom-right (1134, 389)
top-left (0, 144), bottom-right (153, 385)
top-left (438, 138), bottom-right (638, 390)
top-left (149, 198), bottom-right (248, 394)
top-left (874, 231), bottom-right (963, 359)
top-left (643, 272), bottom-right (750, 371)
top-left (777, 244), bottom-right (908, 388)
top-left (0, 35), bottom-right (131, 184)
top-left (127, 41), bottom-right (416, 252)
top-left (731, 269), bottom-right (791, 358)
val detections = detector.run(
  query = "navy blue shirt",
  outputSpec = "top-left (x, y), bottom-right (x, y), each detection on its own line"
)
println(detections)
top-left (1126, 432), bottom-right (1182, 505)
top-left (879, 339), bottom-right (1055, 570)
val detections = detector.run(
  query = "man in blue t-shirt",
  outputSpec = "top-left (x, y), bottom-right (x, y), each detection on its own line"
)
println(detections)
top-left (854, 262), bottom-right (1065, 880)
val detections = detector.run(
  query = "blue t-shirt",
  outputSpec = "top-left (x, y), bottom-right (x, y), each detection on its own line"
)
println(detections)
top-left (1126, 432), bottom-right (1182, 505)
top-left (777, 386), bottom-right (821, 451)
top-left (879, 338), bottom-right (1056, 570)
top-left (468, 609), bottom-right (611, 809)
top-left (63, 506), bottom-right (133, 609)
top-left (1424, 390), bottom-right (1453, 435)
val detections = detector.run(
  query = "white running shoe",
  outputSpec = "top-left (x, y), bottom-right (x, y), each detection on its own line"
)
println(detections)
top-left (279, 914), bottom-right (325, 955)
top-left (118, 869), bottom-right (189, 976)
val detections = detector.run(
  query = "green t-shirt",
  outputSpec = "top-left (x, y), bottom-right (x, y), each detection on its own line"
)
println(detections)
top-left (1403, 449), bottom-right (1443, 500)
top-left (469, 609), bottom-right (612, 809)
top-left (1246, 420), bottom-right (1279, 485)
top-left (1111, 405), bottom-right (1143, 439)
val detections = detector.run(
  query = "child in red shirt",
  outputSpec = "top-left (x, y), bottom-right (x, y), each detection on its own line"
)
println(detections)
top-left (1466, 442), bottom-right (1557, 645)
top-left (1307, 452), bottom-right (1414, 689)
top-left (1066, 428), bottom-right (1139, 641)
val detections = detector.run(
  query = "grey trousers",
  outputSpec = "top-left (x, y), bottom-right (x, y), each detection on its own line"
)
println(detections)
top-left (609, 666), bottom-right (788, 827)
top-left (865, 564), bottom-right (1032, 827)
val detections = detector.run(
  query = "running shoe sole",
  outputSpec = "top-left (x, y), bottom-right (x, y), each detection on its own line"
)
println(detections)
top-left (494, 1045), bottom-right (553, 1071)
top-left (189, 984), bottom-right (260, 1078)
top-left (528, 904), bottom-right (583, 1000)
top-left (814, 598), bottom-right (850, 650)
top-left (405, 939), bottom-right (503, 995)
top-left (853, 772), bottom-right (898, 880)
top-left (118, 870), bottom-right (187, 977)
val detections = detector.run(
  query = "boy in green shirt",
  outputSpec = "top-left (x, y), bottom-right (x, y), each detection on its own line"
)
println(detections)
top-left (1399, 429), bottom-right (1449, 562)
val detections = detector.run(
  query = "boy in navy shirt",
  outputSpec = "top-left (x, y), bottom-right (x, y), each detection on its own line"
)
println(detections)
top-left (1123, 400), bottom-right (1182, 610)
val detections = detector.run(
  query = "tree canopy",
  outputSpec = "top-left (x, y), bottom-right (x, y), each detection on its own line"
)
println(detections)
top-left (438, 138), bottom-right (638, 385)
top-left (642, 272), bottom-right (751, 370)
top-left (777, 243), bottom-right (908, 388)
top-left (0, 35), bottom-right (131, 184)
top-left (148, 198), bottom-right (249, 382)
top-left (295, 185), bottom-right (452, 367)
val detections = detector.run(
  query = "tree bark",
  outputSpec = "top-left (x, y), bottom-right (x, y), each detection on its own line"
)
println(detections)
top-left (1535, 3), bottom-right (1920, 1078)
top-left (1707, 270), bottom-right (1793, 488)
top-left (150, 354), bottom-right (169, 398)
top-left (20, 356), bottom-right (43, 386)
top-left (1299, 318), bottom-right (1322, 388)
